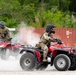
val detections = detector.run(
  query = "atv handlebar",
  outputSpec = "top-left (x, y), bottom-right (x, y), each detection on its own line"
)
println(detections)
top-left (2, 38), bottom-right (12, 42)
top-left (7, 38), bottom-right (12, 41)
top-left (54, 39), bottom-right (63, 44)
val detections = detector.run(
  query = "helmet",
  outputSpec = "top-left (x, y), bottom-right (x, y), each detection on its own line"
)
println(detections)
top-left (0, 21), bottom-right (5, 29)
top-left (46, 24), bottom-right (56, 34)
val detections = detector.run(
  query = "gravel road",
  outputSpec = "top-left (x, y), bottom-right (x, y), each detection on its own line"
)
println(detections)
top-left (0, 57), bottom-right (76, 75)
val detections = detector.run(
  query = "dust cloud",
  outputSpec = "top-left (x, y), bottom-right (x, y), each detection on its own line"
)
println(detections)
top-left (12, 22), bottom-right (40, 46)
top-left (0, 22), bottom-right (40, 71)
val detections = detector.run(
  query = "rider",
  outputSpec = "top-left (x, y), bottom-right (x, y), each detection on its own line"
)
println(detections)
top-left (0, 21), bottom-right (10, 40)
top-left (37, 24), bottom-right (56, 62)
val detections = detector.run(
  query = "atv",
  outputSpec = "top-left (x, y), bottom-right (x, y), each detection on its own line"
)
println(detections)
top-left (0, 38), bottom-right (24, 60)
top-left (19, 39), bottom-right (76, 71)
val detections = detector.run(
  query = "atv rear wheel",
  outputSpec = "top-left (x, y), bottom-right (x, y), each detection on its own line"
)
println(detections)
top-left (20, 53), bottom-right (36, 71)
top-left (54, 54), bottom-right (71, 71)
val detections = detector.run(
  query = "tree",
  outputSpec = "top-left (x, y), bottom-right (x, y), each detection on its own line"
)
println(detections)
top-left (0, 0), bottom-right (21, 27)
top-left (0, 0), bottom-right (76, 28)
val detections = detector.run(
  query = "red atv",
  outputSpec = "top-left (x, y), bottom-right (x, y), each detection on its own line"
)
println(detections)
top-left (20, 39), bottom-right (76, 71)
top-left (0, 38), bottom-right (23, 60)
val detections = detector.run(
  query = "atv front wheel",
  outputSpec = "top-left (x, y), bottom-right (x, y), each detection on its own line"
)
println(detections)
top-left (54, 54), bottom-right (71, 71)
top-left (20, 53), bottom-right (36, 71)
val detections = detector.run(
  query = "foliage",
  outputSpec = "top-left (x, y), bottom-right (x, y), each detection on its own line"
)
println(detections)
top-left (0, 0), bottom-right (76, 28)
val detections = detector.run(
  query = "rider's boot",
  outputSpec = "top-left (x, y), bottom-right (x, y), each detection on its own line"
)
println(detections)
top-left (43, 50), bottom-right (47, 62)
top-left (43, 58), bottom-right (47, 62)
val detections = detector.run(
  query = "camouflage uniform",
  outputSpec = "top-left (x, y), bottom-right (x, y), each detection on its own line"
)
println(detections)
top-left (0, 27), bottom-right (10, 39)
top-left (39, 32), bottom-right (55, 62)
top-left (36, 24), bottom-right (56, 62)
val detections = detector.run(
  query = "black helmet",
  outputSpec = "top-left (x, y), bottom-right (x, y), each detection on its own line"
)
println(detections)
top-left (46, 24), bottom-right (56, 34)
top-left (0, 21), bottom-right (5, 29)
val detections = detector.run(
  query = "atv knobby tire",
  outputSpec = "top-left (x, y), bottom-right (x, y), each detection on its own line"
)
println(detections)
top-left (20, 53), bottom-right (36, 71)
top-left (54, 54), bottom-right (71, 71)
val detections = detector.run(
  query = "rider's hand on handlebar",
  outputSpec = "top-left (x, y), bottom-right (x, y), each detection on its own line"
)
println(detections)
top-left (4, 38), bottom-right (12, 41)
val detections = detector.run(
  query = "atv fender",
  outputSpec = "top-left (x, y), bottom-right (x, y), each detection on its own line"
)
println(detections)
top-left (3, 43), bottom-right (11, 48)
top-left (52, 49), bottom-right (69, 57)
top-left (20, 49), bottom-right (35, 54)
top-left (51, 49), bottom-right (69, 66)
top-left (20, 49), bottom-right (41, 62)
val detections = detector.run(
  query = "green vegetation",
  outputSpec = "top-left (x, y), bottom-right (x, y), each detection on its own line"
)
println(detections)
top-left (0, 0), bottom-right (76, 28)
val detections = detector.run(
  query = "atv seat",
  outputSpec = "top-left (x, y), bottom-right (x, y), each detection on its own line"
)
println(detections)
top-left (35, 47), bottom-right (43, 53)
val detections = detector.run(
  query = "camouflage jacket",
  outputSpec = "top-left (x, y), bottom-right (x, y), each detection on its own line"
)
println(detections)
top-left (0, 27), bottom-right (10, 39)
top-left (39, 32), bottom-right (55, 44)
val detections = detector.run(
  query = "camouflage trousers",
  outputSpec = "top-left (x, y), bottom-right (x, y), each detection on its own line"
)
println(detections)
top-left (39, 42), bottom-right (48, 60)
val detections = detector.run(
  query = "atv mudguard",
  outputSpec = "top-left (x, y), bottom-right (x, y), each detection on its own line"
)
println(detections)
top-left (51, 49), bottom-right (69, 66)
top-left (20, 48), bottom-right (41, 62)
top-left (1, 42), bottom-right (11, 48)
